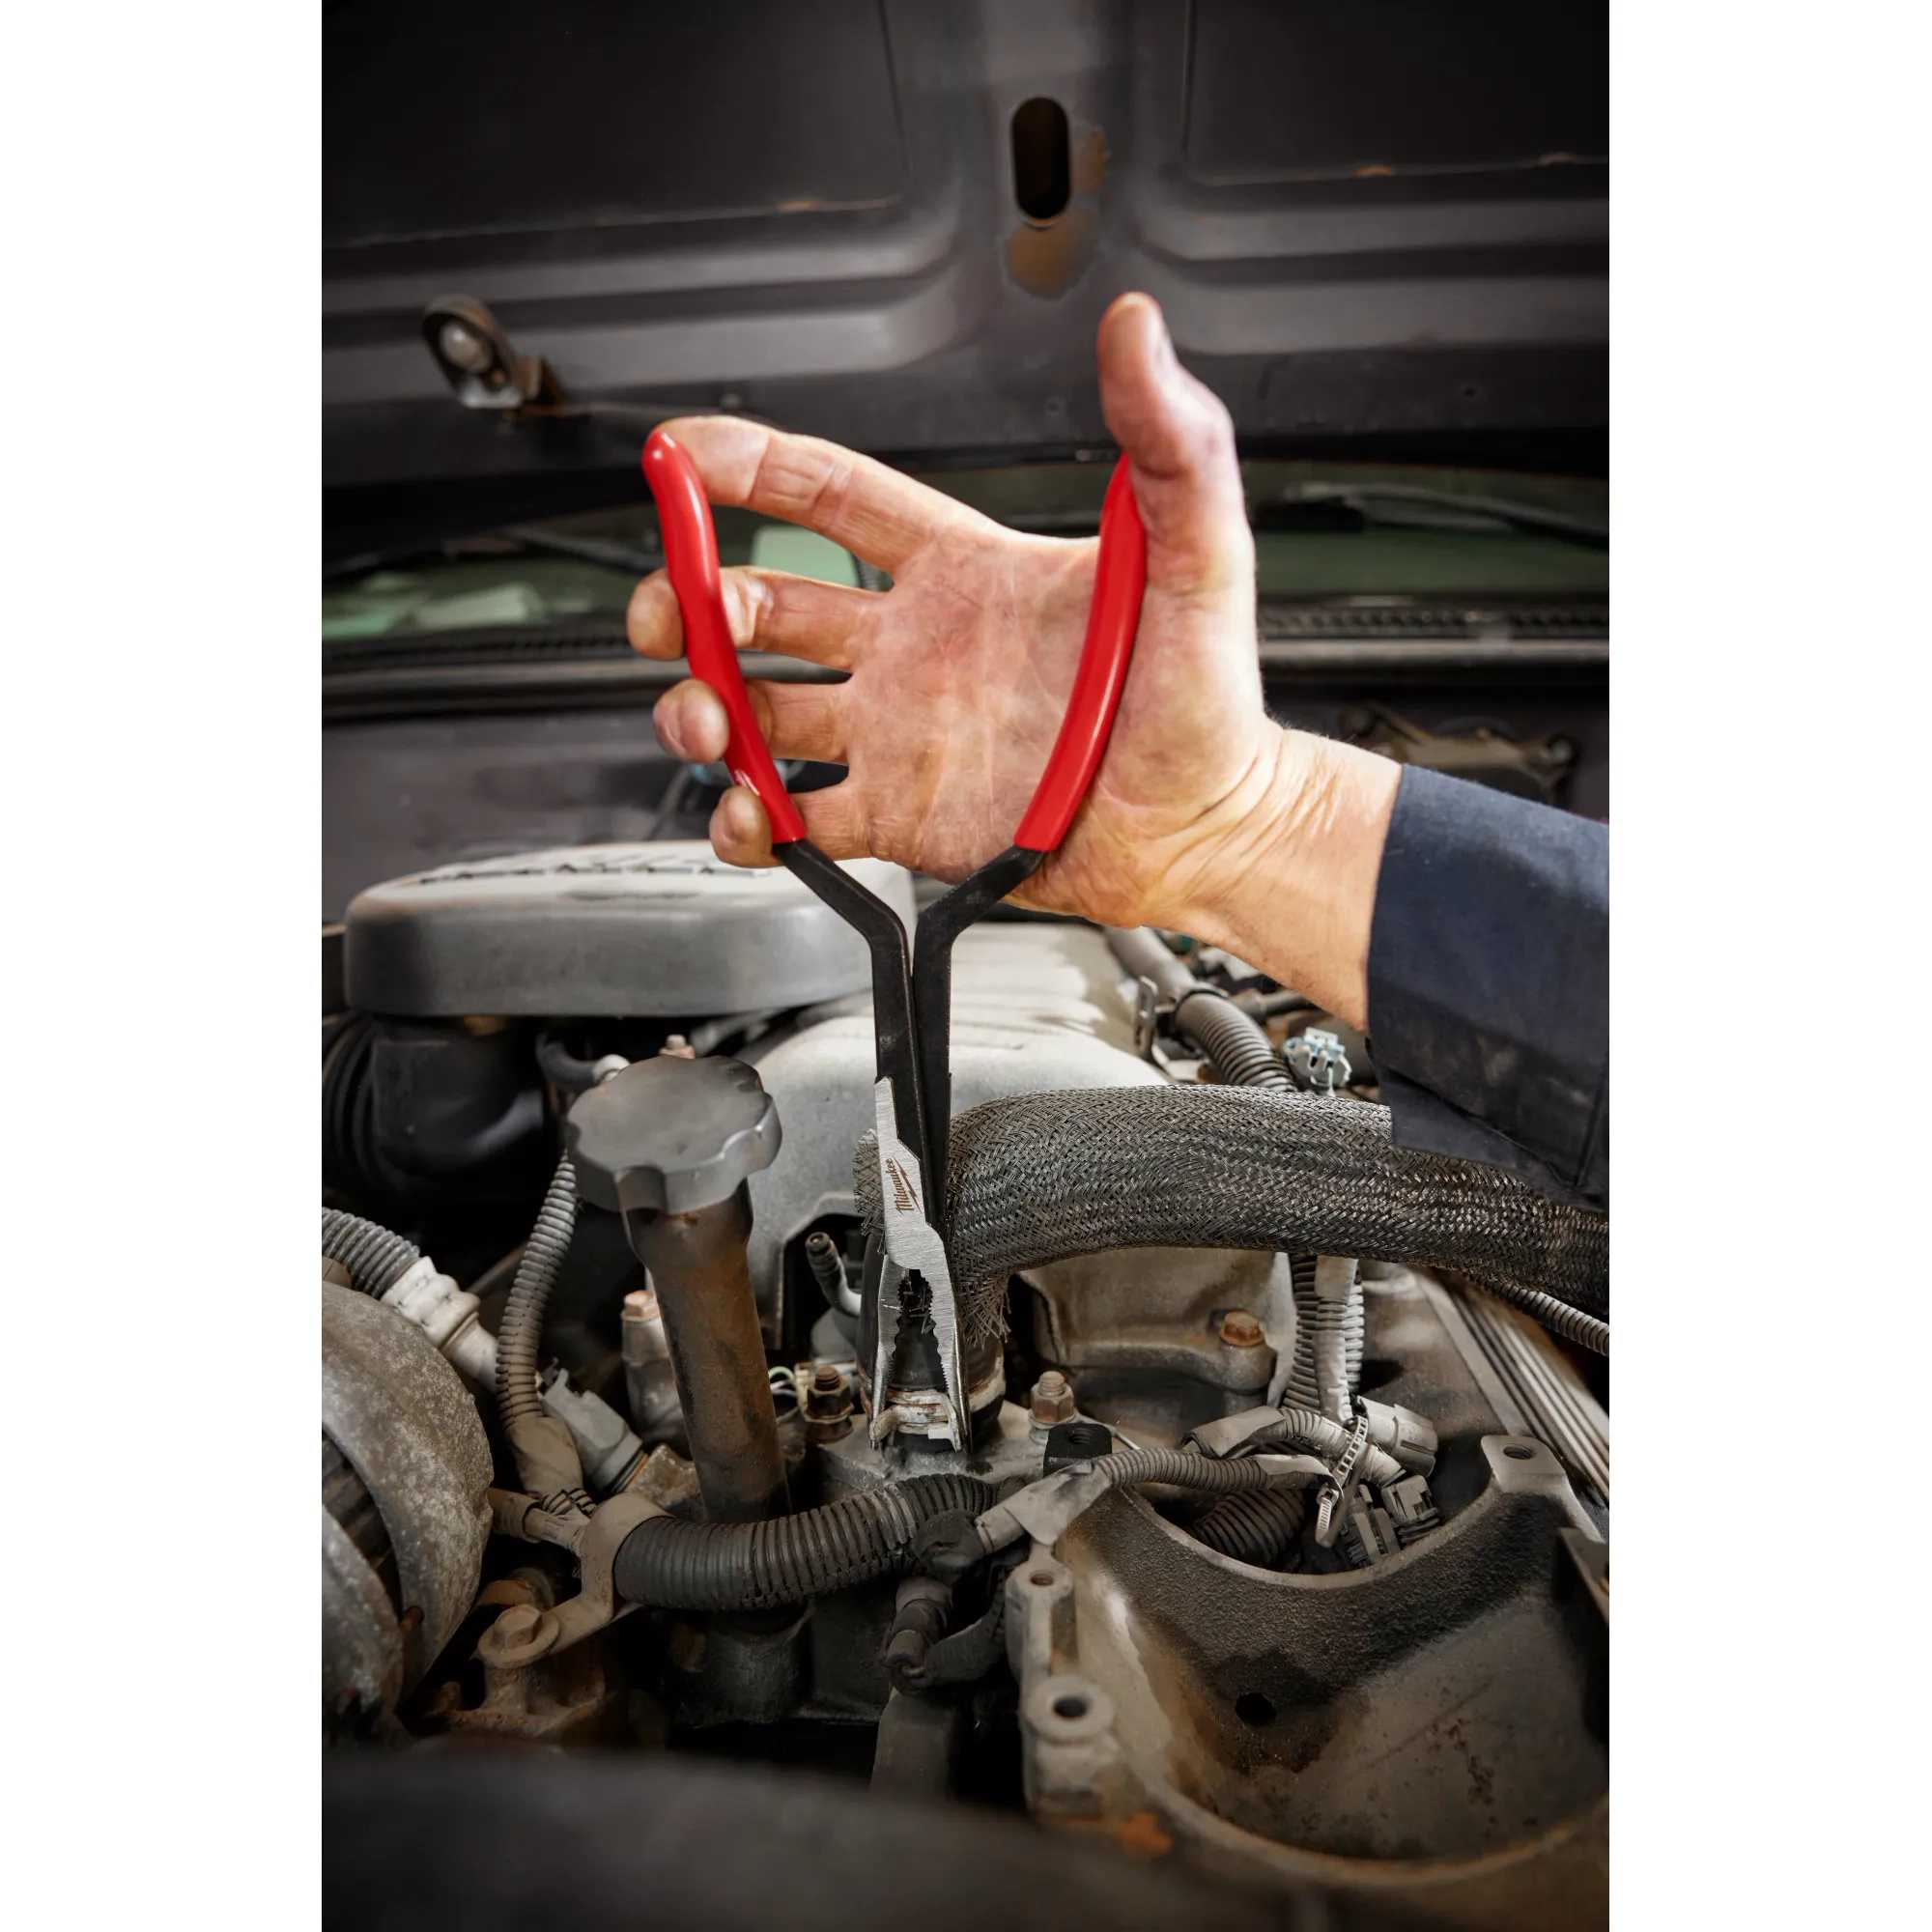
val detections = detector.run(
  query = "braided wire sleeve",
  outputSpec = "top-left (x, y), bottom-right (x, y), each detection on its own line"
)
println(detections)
top-left (858, 1087), bottom-right (1608, 1351)
top-left (321, 1208), bottom-right (422, 1297)
top-left (612, 1475), bottom-right (998, 1612)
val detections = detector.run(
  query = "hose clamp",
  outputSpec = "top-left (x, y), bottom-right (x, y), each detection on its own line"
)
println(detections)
top-left (1131, 976), bottom-right (1175, 1059)
top-left (1313, 1410), bottom-right (1374, 1548)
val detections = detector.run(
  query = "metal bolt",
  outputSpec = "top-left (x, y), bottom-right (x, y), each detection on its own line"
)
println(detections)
top-left (1031, 1370), bottom-right (1077, 1425)
top-left (477, 1600), bottom-right (554, 1669)
top-left (495, 1603), bottom-right (542, 1644)
top-left (1219, 1310), bottom-right (1265, 1349)
top-left (804, 1361), bottom-right (852, 1425)
top-left (438, 319), bottom-right (493, 374)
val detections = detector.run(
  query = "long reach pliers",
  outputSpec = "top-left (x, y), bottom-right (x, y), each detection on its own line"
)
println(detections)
top-left (644, 428), bottom-right (1148, 1446)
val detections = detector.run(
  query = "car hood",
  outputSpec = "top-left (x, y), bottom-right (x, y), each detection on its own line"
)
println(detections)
top-left (325, 0), bottom-right (1605, 495)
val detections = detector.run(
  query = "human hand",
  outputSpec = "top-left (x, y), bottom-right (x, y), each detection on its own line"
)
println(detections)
top-left (627, 293), bottom-right (1398, 1025)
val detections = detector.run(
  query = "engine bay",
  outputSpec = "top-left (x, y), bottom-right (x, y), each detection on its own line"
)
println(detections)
top-left (322, 839), bottom-right (1607, 1927)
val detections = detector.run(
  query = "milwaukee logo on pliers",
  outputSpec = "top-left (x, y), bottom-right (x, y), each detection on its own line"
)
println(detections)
top-left (885, 1157), bottom-right (921, 1215)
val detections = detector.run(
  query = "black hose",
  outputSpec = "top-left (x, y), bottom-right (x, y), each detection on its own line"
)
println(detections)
top-left (1073, 1447), bottom-right (1289, 1498)
top-left (613, 1475), bottom-right (997, 1611)
top-left (1103, 925), bottom-right (1291, 1089)
top-left (805, 1231), bottom-right (862, 1318)
top-left (497, 1153), bottom-right (579, 1434)
top-left (320, 1208), bottom-right (421, 1297)
top-left (1476, 1279), bottom-right (1610, 1356)
top-left (1192, 1488), bottom-right (1306, 1566)
top-left (536, 1032), bottom-right (604, 1094)
top-left (1247, 1408), bottom-right (1406, 1489)
top-left (1104, 924), bottom-right (1196, 1005)
top-left (1174, 989), bottom-right (1293, 1090)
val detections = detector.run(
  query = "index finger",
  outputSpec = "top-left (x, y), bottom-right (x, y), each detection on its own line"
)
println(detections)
top-left (655, 415), bottom-right (987, 574)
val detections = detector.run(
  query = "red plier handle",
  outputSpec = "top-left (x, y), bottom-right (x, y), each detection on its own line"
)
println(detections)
top-left (642, 428), bottom-right (1146, 857)
top-left (644, 426), bottom-right (1149, 1265)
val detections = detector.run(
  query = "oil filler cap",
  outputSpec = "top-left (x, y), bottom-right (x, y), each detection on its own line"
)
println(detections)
top-left (566, 1054), bottom-right (780, 1216)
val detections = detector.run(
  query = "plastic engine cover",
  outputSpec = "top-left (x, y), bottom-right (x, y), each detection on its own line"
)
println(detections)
top-left (343, 841), bottom-right (916, 1017)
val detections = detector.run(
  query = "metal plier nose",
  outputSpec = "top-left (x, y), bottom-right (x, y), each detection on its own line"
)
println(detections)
top-left (644, 428), bottom-right (1148, 1446)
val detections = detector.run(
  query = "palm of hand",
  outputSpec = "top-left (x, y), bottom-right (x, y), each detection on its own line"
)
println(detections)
top-left (838, 519), bottom-right (1270, 929)
top-left (633, 418), bottom-right (1278, 935)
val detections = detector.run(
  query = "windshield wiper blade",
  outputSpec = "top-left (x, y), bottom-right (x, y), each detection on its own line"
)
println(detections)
top-left (1268, 483), bottom-right (1607, 548)
top-left (323, 525), bottom-right (663, 582)
top-left (498, 526), bottom-right (662, 573)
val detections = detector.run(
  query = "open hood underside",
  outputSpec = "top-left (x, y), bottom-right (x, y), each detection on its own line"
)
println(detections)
top-left (324, 0), bottom-right (1606, 496)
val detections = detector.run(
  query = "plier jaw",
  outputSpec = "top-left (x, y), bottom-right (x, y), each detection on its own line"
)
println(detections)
top-left (644, 431), bottom-right (1147, 1449)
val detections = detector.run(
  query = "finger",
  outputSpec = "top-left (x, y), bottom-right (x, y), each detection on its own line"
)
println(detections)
top-left (753, 680), bottom-right (849, 765)
top-left (709, 778), bottom-right (869, 869)
top-left (792, 778), bottom-right (869, 858)
top-left (652, 678), bottom-right (730, 764)
top-left (629, 564), bottom-right (875, 668)
top-left (1094, 293), bottom-right (1253, 601)
top-left (654, 676), bottom-right (848, 768)
top-left (656, 415), bottom-right (987, 572)
top-left (709, 785), bottom-right (777, 868)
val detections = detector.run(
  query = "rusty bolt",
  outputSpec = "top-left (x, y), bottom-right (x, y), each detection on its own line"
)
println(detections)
top-left (476, 1601), bottom-right (555, 1670)
top-left (1219, 1310), bottom-right (1265, 1349)
top-left (494, 1604), bottom-right (543, 1644)
top-left (1031, 1370), bottom-right (1078, 1425)
top-left (660, 1035), bottom-right (696, 1060)
top-left (804, 1362), bottom-right (852, 1423)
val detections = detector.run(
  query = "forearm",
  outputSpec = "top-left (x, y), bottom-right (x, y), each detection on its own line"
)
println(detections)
top-left (1164, 726), bottom-right (1401, 1032)
top-left (1160, 742), bottom-right (1608, 1209)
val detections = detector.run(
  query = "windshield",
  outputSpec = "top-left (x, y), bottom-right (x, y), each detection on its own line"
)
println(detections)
top-left (323, 460), bottom-right (1605, 644)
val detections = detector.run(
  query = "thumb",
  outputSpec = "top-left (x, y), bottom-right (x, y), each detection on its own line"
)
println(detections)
top-left (1096, 293), bottom-right (1253, 601)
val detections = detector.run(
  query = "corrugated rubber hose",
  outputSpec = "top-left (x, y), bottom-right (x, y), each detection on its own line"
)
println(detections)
top-left (1474, 1278), bottom-right (1610, 1355)
top-left (320, 1208), bottom-right (421, 1297)
top-left (1251, 1407), bottom-right (1406, 1489)
top-left (613, 1475), bottom-right (997, 1611)
top-left (1174, 989), bottom-right (1292, 1089)
top-left (855, 1086), bottom-right (1609, 1353)
top-left (497, 1152), bottom-right (578, 1434)
top-left (1192, 1488), bottom-right (1307, 1566)
top-left (1283, 1255), bottom-right (1366, 1421)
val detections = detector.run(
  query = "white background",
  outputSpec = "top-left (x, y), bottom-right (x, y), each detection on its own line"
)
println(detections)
top-left (1, 6), bottom-right (1925, 1922)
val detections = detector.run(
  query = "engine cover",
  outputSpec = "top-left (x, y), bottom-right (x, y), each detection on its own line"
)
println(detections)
top-left (343, 840), bottom-right (916, 1018)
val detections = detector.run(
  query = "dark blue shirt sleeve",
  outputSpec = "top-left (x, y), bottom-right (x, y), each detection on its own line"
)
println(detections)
top-left (1366, 764), bottom-right (1607, 1209)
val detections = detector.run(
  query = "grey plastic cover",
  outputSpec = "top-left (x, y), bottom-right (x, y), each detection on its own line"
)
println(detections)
top-left (343, 840), bottom-right (916, 1018)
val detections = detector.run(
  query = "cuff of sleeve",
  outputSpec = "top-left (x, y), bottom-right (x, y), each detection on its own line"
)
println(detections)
top-left (1368, 764), bottom-right (1608, 1208)
top-left (1378, 1065), bottom-right (1606, 1212)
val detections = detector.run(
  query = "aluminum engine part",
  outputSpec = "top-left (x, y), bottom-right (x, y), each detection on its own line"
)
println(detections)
top-left (998, 1263), bottom-right (1607, 1926)
top-left (741, 923), bottom-right (1170, 1321)
top-left (1420, 1271), bottom-right (1609, 1515)
top-left (322, 1281), bottom-right (492, 1734)
top-left (1010, 1437), bottom-right (1605, 1927)
top-left (343, 840), bottom-right (915, 1017)
top-left (1015, 1247), bottom-right (1296, 1440)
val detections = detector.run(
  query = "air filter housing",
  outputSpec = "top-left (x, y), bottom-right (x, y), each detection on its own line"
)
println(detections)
top-left (344, 841), bottom-right (914, 1018)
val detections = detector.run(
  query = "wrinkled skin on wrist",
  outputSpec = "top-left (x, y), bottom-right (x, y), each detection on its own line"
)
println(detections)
top-left (629, 293), bottom-right (1396, 1025)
